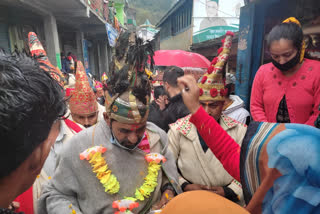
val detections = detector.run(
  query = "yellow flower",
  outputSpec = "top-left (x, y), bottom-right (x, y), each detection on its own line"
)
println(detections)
top-left (100, 171), bottom-right (111, 183)
top-left (104, 174), bottom-right (120, 194)
top-left (84, 148), bottom-right (120, 195)
top-left (112, 105), bottom-right (119, 113)
top-left (68, 204), bottom-right (76, 214)
top-left (93, 165), bottom-right (108, 173)
top-left (108, 182), bottom-right (120, 194)
top-left (135, 189), bottom-right (144, 201)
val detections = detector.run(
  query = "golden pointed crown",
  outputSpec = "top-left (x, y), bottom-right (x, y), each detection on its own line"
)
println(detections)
top-left (198, 31), bottom-right (234, 101)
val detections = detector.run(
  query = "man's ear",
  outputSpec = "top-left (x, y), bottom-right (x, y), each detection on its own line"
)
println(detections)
top-left (164, 82), bottom-right (169, 90)
top-left (103, 112), bottom-right (111, 126)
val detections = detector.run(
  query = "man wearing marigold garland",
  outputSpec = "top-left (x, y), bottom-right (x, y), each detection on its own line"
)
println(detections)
top-left (38, 31), bottom-right (181, 214)
top-left (168, 32), bottom-right (247, 205)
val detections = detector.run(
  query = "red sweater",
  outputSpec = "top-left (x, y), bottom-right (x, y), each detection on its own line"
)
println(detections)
top-left (190, 106), bottom-right (241, 181)
top-left (250, 59), bottom-right (320, 126)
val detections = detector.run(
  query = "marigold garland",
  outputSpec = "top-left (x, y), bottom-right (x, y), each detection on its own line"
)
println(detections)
top-left (80, 146), bottom-right (120, 194)
top-left (80, 146), bottom-right (167, 214)
top-left (89, 152), bottom-right (120, 194)
top-left (134, 161), bottom-right (161, 201)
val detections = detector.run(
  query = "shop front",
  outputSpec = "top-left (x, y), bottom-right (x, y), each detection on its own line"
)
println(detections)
top-left (236, 0), bottom-right (320, 108)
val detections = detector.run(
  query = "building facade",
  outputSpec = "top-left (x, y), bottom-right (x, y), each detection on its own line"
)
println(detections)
top-left (156, 0), bottom-right (244, 51)
top-left (0, 0), bottom-right (119, 79)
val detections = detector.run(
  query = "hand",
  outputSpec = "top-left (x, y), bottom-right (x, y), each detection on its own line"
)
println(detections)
top-left (183, 184), bottom-right (211, 192)
top-left (209, 186), bottom-right (225, 197)
top-left (8, 201), bottom-right (20, 210)
top-left (177, 75), bottom-right (201, 114)
top-left (152, 189), bottom-right (175, 210)
top-left (156, 96), bottom-right (167, 110)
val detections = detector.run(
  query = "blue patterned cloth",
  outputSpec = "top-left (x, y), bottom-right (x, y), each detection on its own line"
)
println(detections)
top-left (241, 122), bottom-right (320, 213)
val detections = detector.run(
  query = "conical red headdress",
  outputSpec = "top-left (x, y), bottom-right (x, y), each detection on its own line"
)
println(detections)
top-left (28, 32), bottom-right (64, 87)
top-left (69, 61), bottom-right (98, 115)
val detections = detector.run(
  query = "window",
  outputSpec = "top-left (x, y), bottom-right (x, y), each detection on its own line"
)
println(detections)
top-left (160, 0), bottom-right (193, 40)
top-left (171, 1), bottom-right (192, 35)
top-left (160, 20), bottom-right (171, 40)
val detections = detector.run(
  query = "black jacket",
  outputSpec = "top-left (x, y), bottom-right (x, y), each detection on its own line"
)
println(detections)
top-left (162, 94), bottom-right (190, 132)
top-left (147, 101), bottom-right (167, 131)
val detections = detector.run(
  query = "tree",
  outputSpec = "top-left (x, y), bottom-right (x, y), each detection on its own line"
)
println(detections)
top-left (128, 0), bottom-right (176, 25)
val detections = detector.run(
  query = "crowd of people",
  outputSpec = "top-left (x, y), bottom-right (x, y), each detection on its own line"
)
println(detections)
top-left (0, 16), bottom-right (320, 214)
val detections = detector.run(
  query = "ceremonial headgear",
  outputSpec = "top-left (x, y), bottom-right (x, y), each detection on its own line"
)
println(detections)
top-left (69, 61), bottom-right (98, 115)
top-left (105, 31), bottom-right (154, 124)
top-left (28, 32), bottom-right (64, 87)
top-left (198, 31), bottom-right (234, 101)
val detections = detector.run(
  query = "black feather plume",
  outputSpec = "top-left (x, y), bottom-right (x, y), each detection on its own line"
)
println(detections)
top-left (126, 36), bottom-right (154, 72)
top-left (107, 31), bottom-right (154, 104)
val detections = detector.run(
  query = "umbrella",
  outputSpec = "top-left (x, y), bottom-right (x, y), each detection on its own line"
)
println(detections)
top-left (153, 50), bottom-right (210, 68)
top-left (153, 68), bottom-right (206, 82)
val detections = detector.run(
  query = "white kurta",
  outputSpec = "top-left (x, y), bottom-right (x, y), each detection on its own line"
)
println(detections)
top-left (168, 114), bottom-right (247, 205)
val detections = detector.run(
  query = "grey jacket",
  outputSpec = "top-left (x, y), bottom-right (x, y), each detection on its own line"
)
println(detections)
top-left (38, 120), bottom-right (181, 214)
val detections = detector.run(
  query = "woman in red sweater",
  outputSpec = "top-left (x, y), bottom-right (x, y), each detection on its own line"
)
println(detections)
top-left (250, 17), bottom-right (320, 126)
top-left (177, 75), bottom-right (320, 214)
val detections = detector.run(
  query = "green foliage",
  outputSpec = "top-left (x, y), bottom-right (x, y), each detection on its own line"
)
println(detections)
top-left (128, 0), bottom-right (176, 25)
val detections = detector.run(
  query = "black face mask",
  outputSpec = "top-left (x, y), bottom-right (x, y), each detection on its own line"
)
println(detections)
top-left (271, 52), bottom-right (300, 71)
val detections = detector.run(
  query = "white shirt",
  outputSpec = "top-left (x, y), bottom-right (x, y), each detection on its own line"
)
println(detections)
top-left (223, 95), bottom-right (251, 124)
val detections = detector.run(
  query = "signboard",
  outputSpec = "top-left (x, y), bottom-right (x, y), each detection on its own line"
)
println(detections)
top-left (106, 23), bottom-right (119, 47)
top-left (55, 53), bottom-right (62, 70)
top-left (193, 0), bottom-right (244, 43)
top-left (83, 39), bottom-right (90, 74)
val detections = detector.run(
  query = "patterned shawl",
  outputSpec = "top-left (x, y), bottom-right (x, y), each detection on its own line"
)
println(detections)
top-left (240, 121), bottom-right (320, 213)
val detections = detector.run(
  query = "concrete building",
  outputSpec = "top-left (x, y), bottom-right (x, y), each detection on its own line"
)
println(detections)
top-left (156, 0), bottom-right (193, 51)
top-left (156, 0), bottom-right (244, 52)
top-left (0, 0), bottom-right (112, 79)
top-left (137, 19), bottom-right (159, 42)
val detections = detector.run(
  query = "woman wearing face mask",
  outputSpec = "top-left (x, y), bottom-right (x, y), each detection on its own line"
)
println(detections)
top-left (250, 17), bottom-right (320, 126)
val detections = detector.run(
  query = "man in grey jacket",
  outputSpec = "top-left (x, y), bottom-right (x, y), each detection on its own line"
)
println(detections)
top-left (38, 31), bottom-right (181, 214)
